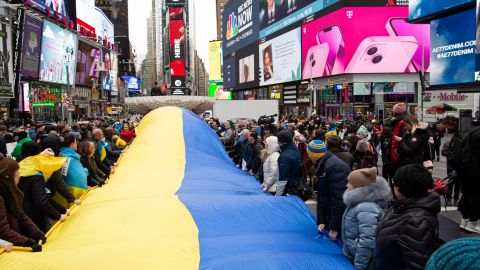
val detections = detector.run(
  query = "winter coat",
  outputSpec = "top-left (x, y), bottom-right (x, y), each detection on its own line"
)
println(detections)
top-left (397, 122), bottom-right (430, 166)
top-left (245, 141), bottom-right (264, 174)
top-left (17, 175), bottom-right (66, 232)
top-left (60, 147), bottom-right (88, 198)
top-left (277, 142), bottom-right (304, 195)
top-left (353, 150), bottom-right (378, 170)
top-left (81, 157), bottom-right (106, 187)
top-left (342, 177), bottom-right (390, 270)
top-left (316, 152), bottom-right (351, 232)
top-left (375, 193), bottom-right (441, 270)
top-left (263, 141), bottom-right (280, 193)
top-left (388, 114), bottom-right (407, 165)
top-left (0, 136), bottom-right (6, 156)
top-left (119, 129), bottom-right (136, 143)
top-left (0, 196), bottom-right (44, 246)
top-left (329, 147), bottom-right (354, 168)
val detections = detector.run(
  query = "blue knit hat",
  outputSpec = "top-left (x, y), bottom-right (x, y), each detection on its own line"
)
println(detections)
top-left (307, 140), bottom-right (327, 160)
top-left (426, 237), bottom-right (480, 270)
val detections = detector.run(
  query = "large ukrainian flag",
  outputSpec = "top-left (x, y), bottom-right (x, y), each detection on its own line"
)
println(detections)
top-left (0, 107), bottom-right (353, 270)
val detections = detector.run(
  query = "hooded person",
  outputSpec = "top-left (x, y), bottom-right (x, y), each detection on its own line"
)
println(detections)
top-left (426, 237), bottom-right (480, 270)
top-left (386, 102), bottom-right (408, 182)
top-left (11, 131), bottom-right (32, 158)
top-left (261, 136), bottom-right (280, 193)
top-left (17, 143), bottom-right (69, 232)
top-left (276, 130), bottom-right (304, 196)
top-left (293, 130), bottom-right (307, 162)
top-left (353, 138), bottom-right (378, 170)
top-left (0, 155), bottom-right (45, 251)
top-left (59, 134), bottom-right (87, 206)
top-left (309, 139), bottom-right (351, 241)
top-left (376, 164), bottom-right (440, 270)
top-left (342, 168), bottom-right (390, 270)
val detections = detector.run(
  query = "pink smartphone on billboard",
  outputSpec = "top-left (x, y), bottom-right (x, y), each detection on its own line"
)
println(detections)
top-left (303, 43), bottom-right (329, 79)
top-left (386, 18), bottom-right (430, 72)
top-left (345, 36), bottom-right (418, 73)
top-left (316, 25), bottom-right (345, 76)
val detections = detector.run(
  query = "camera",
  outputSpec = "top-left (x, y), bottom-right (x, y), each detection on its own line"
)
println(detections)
top-left (258, 114), bottom-right (277, 125)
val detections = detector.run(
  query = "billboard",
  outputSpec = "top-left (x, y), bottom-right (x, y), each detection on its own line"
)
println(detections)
top-left (223, 56), bottom-right (236, 90)
top-left (209, 84), bottom-right (232, 100)
top-left (76, 42), bottom-right (99, 86)
top-left (409, 0), bottom-right (474, 22)
top-left (169, 8), bottom-right (186, 95)
top-left (209, 41), bottom-right (223, 82)
top-left (94, 7), bottom-right (115, 46)
top-left (166, 0), bottom-right (186, 6)
top-left (121, 76), bottom-right (140, 91)
top-left (301, 7), bottom-right (430, 80)
top-left (259, 27), bottom-right (302, 86)
top-left (21, 16), bottom-right (43, 79)
top-left (76, 0), bottom-right (96, 34)
top-left (102, 49), bottom-right (118, 94)
top-left (26, 0), bottom-right (73, 24)
top-left (259, 0), bottom-right (340, 38)
top-left (0, 23), bottom-right (13, 98)
top-left (430, 8), bottom-right (476, 85)
top-left (223, 0), bottom-right (259, 56)
top-left (39, 21), bottom-right (78, 85)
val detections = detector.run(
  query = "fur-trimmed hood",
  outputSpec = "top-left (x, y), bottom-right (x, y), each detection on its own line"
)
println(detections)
top-left (343, 176), bottom-right (390, 208)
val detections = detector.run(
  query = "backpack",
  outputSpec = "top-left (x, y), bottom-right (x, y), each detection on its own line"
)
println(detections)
top-left (450, 128), bottom-right (480, 171)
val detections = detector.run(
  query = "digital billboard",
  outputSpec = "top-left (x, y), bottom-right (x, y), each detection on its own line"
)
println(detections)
top-left (223, 56), bottom-right (236, 90)
top-left (166, 0), bottom-right (186, 6)
top-left (21, 16), bottom-right (43, 79)
top-left (409, 0), bottom-right (474, 22)
top-left (209, 84), bottom-right (232, 100)
top-left (94, 7), bottom-right (115, 46)
top-left (26, 0), bottom-right (73, 25)
top-left (208, 41), bottom-right (223, 82)
top-left (0, 23), bottom-right (13, 98)
top-left (223, 0), bottom-right (259, 56)
top-left (76, 42), bottom-right (99, 85)
top-left (301, 7), bottom-right (430, 80)
top-left (259, 0), bottom-right (340, 38)
top-left (39, 21), bottom-right (78, 85)
top-left (259, 27), bottom-right (302, 86)
top-left (169, 7), bottom-right (186, 95)
top-left (121, 76), bottom-right (140, 91)
top-left (76, 0), bottom-right (96, 34)
top-left (102, 49), bottom-right (118, 94)
top-left (430, 8), bottom-right (476, 85)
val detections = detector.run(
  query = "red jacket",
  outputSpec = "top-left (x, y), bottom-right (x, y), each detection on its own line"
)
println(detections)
top-left (120, 129), bottom-right (136, 143)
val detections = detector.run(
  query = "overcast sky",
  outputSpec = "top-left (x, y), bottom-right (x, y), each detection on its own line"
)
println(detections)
top-left (129, 0), bottom-right (217, 72)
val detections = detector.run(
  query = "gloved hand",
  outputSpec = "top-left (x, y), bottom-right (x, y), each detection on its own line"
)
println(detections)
top-left (39, 236), bottom-right (47, 245)
top-left (31, 244), bottom-right (42, 252)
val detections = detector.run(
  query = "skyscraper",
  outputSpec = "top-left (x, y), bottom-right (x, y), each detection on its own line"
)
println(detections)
top-left (95, 0), bottom-right (136, 76)
top-left (216, 0), bottom-right (229, 40)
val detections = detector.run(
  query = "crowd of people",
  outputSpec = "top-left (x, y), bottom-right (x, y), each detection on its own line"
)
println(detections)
top-left (211, 102), bottom-right (480, 270)
top-left (0, 117), bottom-right (138, 252)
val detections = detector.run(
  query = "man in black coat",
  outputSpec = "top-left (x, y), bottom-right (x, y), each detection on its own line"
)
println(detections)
top-left (245, 131), bottom-right (264, 176)
top-left (326, 135), bottom-right (354, 168)
top-left (276, 130), bottom-right (304, 196)
top-left (376, 164), bottom-right (440, 270)
top-left (315, 150), bottom-right (350, 241)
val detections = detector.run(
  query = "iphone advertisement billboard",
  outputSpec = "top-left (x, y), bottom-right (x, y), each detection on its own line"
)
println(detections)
top-left (301, 7), bottom-right (430, 80)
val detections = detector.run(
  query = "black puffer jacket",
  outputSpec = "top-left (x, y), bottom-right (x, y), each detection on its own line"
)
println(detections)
top-left (397, 122), bottom-right (431, 166)
top-left (375, 193), bottom-right (441, 270)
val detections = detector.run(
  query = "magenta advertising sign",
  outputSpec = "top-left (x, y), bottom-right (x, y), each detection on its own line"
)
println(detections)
top-left (301, 7), bottom-right (431, 80)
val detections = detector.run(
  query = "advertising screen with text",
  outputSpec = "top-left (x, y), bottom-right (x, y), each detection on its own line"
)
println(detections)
top-left (301, 7), bottom-right (430, 80)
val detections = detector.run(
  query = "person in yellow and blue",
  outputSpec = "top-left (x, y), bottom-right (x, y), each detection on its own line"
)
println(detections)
top-left (59, 134), bottom-right (87, 205)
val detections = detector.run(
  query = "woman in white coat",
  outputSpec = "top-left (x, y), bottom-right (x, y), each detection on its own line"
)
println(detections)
top-left (262, 136), bottom-right (280, 194)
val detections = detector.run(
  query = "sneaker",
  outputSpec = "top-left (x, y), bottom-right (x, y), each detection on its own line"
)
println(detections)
top-left (464, 221), bottom-right (480, 233)
top-left (460, 219), bottom-right (469, 230)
